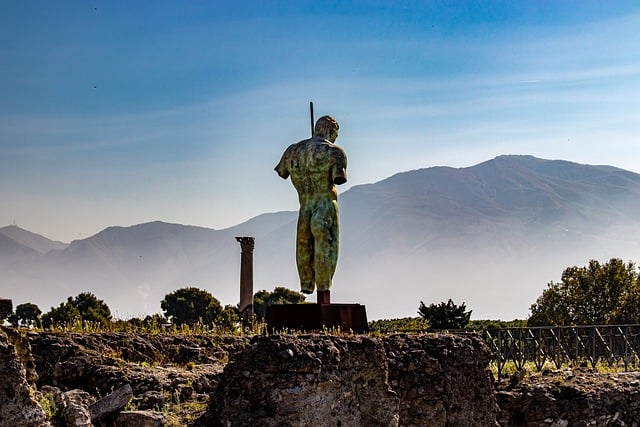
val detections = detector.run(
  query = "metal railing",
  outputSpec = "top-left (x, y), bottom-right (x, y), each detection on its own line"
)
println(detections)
top-left (481, 325), bottom-right (640, 378)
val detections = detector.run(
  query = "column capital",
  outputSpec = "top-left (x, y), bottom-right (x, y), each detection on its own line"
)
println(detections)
top-left (235, 236), bottom-right (255, 253)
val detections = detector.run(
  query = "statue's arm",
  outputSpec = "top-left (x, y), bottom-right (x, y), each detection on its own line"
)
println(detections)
top-left (331, 147), bottom-right (347, 185)
top-left (274, 150), bottom-right (290, 180)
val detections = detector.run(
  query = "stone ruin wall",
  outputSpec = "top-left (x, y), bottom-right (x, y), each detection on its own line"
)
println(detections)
top-left (1, 328), bottom-right (498, 426)
top-left (212, 333), bottom-right (499, 426)
top-left (383, 333), bottom-right (498, 425)
top-left (5, 327), bottom-right (640, 426)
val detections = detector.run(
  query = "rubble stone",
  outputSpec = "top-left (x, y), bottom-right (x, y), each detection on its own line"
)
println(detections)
top-left (496, 368), bottom-right (640, 426)
top-left (112, 410), bottom-right (165, 427)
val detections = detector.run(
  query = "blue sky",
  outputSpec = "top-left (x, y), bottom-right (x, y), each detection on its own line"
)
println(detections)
top-left (2, 1), bottom-right (640, 242)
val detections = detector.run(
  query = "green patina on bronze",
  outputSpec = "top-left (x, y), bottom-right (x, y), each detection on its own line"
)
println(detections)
top-left (275, 116), bottom-right (347, 294)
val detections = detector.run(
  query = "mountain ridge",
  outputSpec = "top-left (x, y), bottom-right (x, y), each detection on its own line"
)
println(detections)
top-left (0, 225), bottom-right (68, 253)
top-left (3, 155), bottom-right (640, 320)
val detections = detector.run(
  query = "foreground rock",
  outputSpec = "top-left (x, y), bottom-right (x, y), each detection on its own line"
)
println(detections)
top-left (496, 368), bottom-right (640, 426)
top-left (27, 332), bottom-right (244, 397)
top-left (27, 332), bottom-right (245, 425)
top-left (1, 329), bottom-right (499, 425)
top-left (7, 327), bottom-right (640, 425)
top-left (0, 326), bottom-right (50, 426)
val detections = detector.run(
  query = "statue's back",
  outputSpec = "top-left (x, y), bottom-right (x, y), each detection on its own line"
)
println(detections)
top-left (279, 136), bottom-right (346, 203)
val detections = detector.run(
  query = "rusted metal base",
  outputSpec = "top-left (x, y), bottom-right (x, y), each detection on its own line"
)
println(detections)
top-left (265, 303), bottom-right (368, 333)
top-left (317, 290), bottom-right (331, 305)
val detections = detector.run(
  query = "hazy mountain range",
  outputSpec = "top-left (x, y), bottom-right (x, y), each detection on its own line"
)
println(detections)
top-left (3, 155), bottom-right (640, 320)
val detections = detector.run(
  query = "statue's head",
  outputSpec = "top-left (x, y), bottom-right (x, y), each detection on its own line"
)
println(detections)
top-left (314, 116), bottom-right (339, 142)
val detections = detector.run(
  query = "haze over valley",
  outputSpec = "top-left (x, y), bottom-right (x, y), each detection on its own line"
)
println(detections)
top-left (3, 155), bottom-right (640, 320)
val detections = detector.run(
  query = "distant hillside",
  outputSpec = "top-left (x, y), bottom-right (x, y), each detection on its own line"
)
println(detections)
top-left (336, 155), bottom-right (640, 318)
top-left (1, 214), bottom-right (297, 317)
top-left (342, 155), bottom-right (640, 236)
top-left (3, 155), bottom-right (640, 320)
top-left (0, 233), bottom-right (38, 261)
top-left (0, 225), bottom-right (68, 254)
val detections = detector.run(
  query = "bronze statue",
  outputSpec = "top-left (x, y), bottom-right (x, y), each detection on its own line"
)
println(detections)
top-left (275, 115), bottom-right (347, 301)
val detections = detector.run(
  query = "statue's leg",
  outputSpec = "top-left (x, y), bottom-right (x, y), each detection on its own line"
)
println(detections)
top-left (296, 208), bottom-right (315, 294)
top-left (311, 200), bottom-right (339, 291)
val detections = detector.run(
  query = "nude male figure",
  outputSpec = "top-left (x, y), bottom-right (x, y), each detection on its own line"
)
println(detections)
top-left (275, 116), bottom-right (347, 300)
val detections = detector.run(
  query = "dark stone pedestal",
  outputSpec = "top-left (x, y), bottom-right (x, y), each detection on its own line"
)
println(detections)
top-left (0, 299), bottom-right (12, 320)
top-left (265, 303), bottom-right (368, 333)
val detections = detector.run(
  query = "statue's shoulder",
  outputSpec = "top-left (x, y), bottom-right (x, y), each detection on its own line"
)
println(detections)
top-left (326, 142), bottom-right (347, 160)
top-left (332, 143), bottom-right (346, 156)
top-left (283, 138), bottom-right (313, 156)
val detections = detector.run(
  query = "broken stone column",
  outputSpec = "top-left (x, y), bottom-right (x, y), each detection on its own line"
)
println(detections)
top-left (235, 237), bottom-right (255, 322)
top-left (89, 383), bottom-right (133, 421)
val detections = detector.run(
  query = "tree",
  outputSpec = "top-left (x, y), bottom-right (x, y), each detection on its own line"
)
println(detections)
top-left (143, 313), bottom-right (168, 328)
top-left (253, 287), bottom-right (307, 319)
top-left (528, 258), bottom-right (639, 326)
top-left (608, 287), bottom-right (640, 324)
top-left (418, 299), bottom-right (471, 329)
top-left (41, 292), bottom-right (112, 328)
top-left (123, 313), bottom-right (168, 330)
top-left (42, 300), bottom-right (81, 327)
top-left (14, 303), bottom-right (42, 328)
top-left (526, 282), bottom-right (572, 326)
top-left (161, 287), bottom-right (223, 326)
top-left (72, 292), bottom-right (112, 325)
top-left (368, 317), bottom-right (430, 333)
top-left (466, 319), bottom-right (527, 330)
top-left (217, 305), bottom-right (241, 331)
